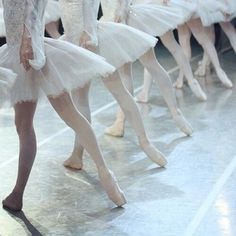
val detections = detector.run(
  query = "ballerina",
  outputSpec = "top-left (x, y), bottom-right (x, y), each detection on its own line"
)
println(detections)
top-left (1, 0), bottom-right (126, 211)
top-left (194, 0), bottom-right (236, 77)
top-left (117, 0), bottom-right (206, 103)
top-left (176, 0), bottom-right (233, 89)
top-left (97, 0), bottom-right (193, 138)
top-left (60, 0), bottom-right (174, 170)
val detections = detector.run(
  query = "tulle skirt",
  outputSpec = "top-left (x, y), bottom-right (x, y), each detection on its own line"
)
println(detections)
top-left (0, 38), bottom-right (115, 106)
top-left (0, 67), bottom-right (16, 107)
top-left (96, 22), bottom-right (157, 69)
top-left (44, 0), bottom-right (60, 24)
top-left (146, 0), bottom-right (196, 23)
top-left (126, 3), bottom-right (186, 36)
top-left (193, 0), bottom-right (231, 26)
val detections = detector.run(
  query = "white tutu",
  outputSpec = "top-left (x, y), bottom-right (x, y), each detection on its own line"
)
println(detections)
top-left (0, 38), bottom-right (115, 105)
top-left (97, 22), bottom-right (157, 69)
top-left (126, 3), bottom-right (186, 36)
top-left (192, 0), bottom-right (230, 26)
top-left (44, 0), bottom-right (60, 25)
top-left (0, 6), bottom-right (5, 37)
top-left (139, 0), bottom-right (196, 23)
top-left (0, 67), bottom-right (16, 107)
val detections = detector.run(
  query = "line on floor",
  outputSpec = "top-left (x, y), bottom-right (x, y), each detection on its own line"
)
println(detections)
top-left (0, 53), bottom-right (202, 170)
top-left (184, 155), bottom-right (236, 236)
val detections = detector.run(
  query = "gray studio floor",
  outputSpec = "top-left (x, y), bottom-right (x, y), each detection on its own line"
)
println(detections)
top-left (0, 38), bottom-right (236, 236)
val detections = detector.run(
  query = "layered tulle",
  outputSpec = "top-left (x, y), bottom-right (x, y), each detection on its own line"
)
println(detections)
top-left (0, 38), bottom-right (115, 106)
top-left (96, 22), bottom-right (157, 69)
top-left (126, 3), bottom-right (185, 36)
top-left (0, 67), bottom-right (16, 107)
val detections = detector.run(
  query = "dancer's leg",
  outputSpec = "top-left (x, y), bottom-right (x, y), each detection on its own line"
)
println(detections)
top-left (105, 63), bottom-right (133, 137)
top-left (176, 24), bottom-right (192, 88)
top-left (103, 71), bottom-right (167, 166)
top-left (63, 83), bottom-right (91, 170)
top-left (195, 25), bottom-right (215, 76)
top-left (45, 21), bottom-right (61, 39)
top-left (136, 69), bottom-right (153, 103)
top-left (187, 18), bottom-right (233, 88)
top-left (2, 101), bottom-right (37, 211)
top-left (48, 92), bottom-right (126, 206)
top-left (220, 21), bottom-right (236, 52)
top-left (139, 49), bottom-right (193, 135)
top-left (161, 31), bottom-right (207, 101)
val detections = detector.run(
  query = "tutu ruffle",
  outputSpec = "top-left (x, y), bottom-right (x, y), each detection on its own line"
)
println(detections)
top-left (97, 22), bottom-right (157, 69)
top-left (126, 3), bottom-right (186, 36)
top-left (44, 0), bottom-right (60, 24)
top-left (0, 37), bottom-right (115, 106)
top-left (0, 67), bottom-right (16, 107)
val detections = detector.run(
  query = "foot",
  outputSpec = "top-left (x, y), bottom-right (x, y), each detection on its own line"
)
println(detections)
top-left (98, 168), bottom-right (127, 207)
top-left (136, 90), bottom-right (149, 103)
top-left (63, 154), bottom-right (83, 170)
top-left (188, 79), bottom-right (207, 101)
top-left (216, 68), bottom-right (233, 88)
top-left (2, 191), bottom-right (23, 212)
top-left (173, 109), bottom-right (193, 136)
top-left (105, 121), bottom-right (124, 137)
top-left (139, 140), bottom-right (167, 167)
top-left (194, 61), bottom-right (207, 77)
top-left (174, 76), bottom-right (184, 89)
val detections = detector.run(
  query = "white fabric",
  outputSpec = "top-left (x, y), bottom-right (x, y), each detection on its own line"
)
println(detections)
top-left (1, 0), bottom-right (115, 105)
top-left (44, 0), bottom-right (61, 24)
top-left (126, 2), bottom-right (188, 36)
top-left (60, 0), bottom-right (157, 69)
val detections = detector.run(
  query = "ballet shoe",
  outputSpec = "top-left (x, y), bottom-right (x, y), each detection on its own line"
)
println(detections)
top-left (173, 109), bottom-right (193, 136)
top-left (63, 154), bottom-right (83, 170)
top-left (2, 192), bottom-right (23, 212)
top-left (105, 121), bottom-right (124, 137)
top-left (139, 140), bottom-right (167, 167)
top-left (98, 168), bottom-right (127, 207)
top-left (194, 61), bottom-right (208, 77)
top-left (216, 69), bottom-right (233, 88)
top-left (136, 91), bottom-right (149, 103)
top-left (188, 79), bottom-right (207, 101)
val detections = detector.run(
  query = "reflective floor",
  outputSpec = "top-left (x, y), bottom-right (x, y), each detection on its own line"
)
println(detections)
top-left (0, 41), bottom-right (236, 236)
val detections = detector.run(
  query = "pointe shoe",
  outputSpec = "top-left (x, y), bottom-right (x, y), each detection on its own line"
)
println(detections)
top-left (136, 91), bottom-right (149, 103)
top-left (63, 155), bottom-right (83, 170)
top-left (173, 109), bottom-right (193, 136)
top-left (216, 69), bottom-right (233, 88)
top-left (139, 141), bottom-right (167, 167)
top-left (194, 61), bottom-right (207, 77)
top-left (105, 121), bottom-right (124, 137)
top-left (188, 79), bottom-right (207, 101)
top-left (98, 168), bottom-right (127, 207)
top-left (174, 77), bottom-right (184, 89)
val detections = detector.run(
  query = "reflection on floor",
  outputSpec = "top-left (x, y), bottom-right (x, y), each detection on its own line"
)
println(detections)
top-left (0, 43), bottom-right (236, 236)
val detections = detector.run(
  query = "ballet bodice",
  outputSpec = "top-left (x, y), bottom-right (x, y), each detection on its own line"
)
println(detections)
top-left (100, 0), bottom-right (131, 22)
top-left (2, 0), bottom-right (47, 69)
top-left (59, 0), bottom-right (98, 46)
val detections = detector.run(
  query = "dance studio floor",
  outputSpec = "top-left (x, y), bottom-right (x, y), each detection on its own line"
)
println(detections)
top-left (0, 41), bottom-right (236, 236)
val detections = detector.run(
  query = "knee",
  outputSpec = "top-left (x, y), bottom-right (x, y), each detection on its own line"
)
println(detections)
top-left (15, 119), bottom-right (34, 137)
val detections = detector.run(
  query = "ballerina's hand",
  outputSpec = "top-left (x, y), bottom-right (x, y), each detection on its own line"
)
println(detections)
top-left (79, 31), bottom-right (92, 49)
top-left (20, 35), bottom-right (34, 71)
top-left (163, 0), bottom-right (169, 5)
top-left (114, 14), bottom-right (122, 23)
